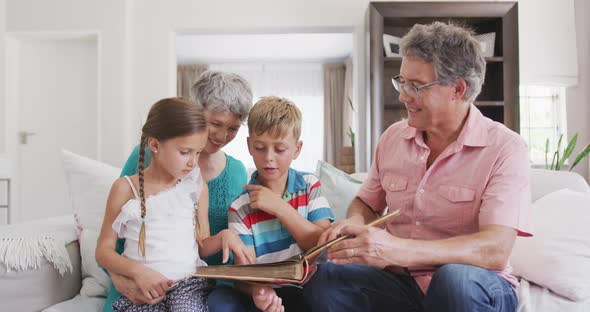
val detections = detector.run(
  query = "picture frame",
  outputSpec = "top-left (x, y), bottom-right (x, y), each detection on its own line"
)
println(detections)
top-left (383, 34), bottom-right (401, 57)
top-left (475, 32), bottom-right (496, 57)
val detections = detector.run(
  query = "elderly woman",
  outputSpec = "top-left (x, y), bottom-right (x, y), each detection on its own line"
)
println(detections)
top-left (304, 22), bottom-right (532, 312)
top-left (103, 70), bottom-right (253, 311)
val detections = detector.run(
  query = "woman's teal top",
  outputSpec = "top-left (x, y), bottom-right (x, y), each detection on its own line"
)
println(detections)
top-left (103, 145), bottom-right (247, 311)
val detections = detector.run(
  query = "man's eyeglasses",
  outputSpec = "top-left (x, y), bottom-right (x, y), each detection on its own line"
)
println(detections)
top-left (391, 75), bottom-right (440, 97)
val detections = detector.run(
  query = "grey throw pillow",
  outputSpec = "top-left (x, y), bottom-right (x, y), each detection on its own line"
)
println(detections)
top-left (315, 160), bottom-right (363, 221)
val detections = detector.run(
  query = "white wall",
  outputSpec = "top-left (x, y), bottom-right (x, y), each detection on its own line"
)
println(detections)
top-left (0, 0), bottom-right (6, 173)
top-left (5, 0), bottom-right (132, 166)
top-left (566, 0), bottom-right (590, 180)
top-left (129, 0), bottom-right (370, 169)
top-left (2, 0), bottom-right (588, 178)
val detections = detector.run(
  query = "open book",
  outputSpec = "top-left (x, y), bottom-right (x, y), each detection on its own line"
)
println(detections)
top-left (193, 209), bottom-right (400, 286)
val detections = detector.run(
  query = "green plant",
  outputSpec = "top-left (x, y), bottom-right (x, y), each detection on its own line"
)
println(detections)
top-left (346, 96), bottom-right (356, 147)
top-left (545, 133), bottom-right (590, 171)
top-left (347, 126), bottom-right (355, 148)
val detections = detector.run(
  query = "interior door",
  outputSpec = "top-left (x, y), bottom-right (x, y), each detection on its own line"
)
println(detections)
top-left (16, 36), bottom-right (98, 222)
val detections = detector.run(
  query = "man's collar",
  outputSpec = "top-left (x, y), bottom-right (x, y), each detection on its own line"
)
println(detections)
top-left (400, 104), bottom-right (489, 147)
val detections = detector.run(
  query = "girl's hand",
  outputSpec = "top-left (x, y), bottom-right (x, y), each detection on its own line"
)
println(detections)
top-left (252, 286), bottom-right (284, 312)
top-left (132, 266), bottom-right (173, 301)
top-left (220, 229), bottom-right (255, 265)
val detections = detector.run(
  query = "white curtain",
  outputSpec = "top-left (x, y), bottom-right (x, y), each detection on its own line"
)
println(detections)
top-left (323, 63), bottom-right (346, 166)
top-left (210, 63), bottom-right (324, 172)
top-left (177, 64), bottom-right (209, 98)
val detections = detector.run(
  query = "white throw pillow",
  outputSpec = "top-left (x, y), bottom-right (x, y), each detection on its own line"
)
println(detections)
top-left (61, 150), bottom-right (119, 298)
top-left (79, 229), bottom-right (110, 297)
top-left (510, 189), bottom-right (590, 301)
top-left (315, 160), bottom-right (363, 221)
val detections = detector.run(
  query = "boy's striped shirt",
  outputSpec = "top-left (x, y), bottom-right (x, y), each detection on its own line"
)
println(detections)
top-left (229, 168), bottom-right (334, 264)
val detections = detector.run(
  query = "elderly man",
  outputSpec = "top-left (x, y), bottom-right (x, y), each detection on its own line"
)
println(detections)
top-left (304, 22), bottom-right (532, 312)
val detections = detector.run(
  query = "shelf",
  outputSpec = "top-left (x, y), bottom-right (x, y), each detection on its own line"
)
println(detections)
top-left (386, 56), bottom-right (503, 64)
top-left (485, 56), bottom-right (504, 62)
top-left (384, 56), bottom-right (402, 64)
top-left (370, 1), bottom-right (519, 146)
top-left (475, 101), bottom-right (504, 107)
top-left (384, 103), bottom-right (405, 109)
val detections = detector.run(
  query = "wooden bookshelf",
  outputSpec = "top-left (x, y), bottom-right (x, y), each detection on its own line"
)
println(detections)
top-left (369, 1), bottom-right (519, 153)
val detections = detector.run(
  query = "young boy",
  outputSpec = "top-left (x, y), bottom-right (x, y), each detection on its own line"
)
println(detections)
top-left (229, 96), bottom-right (334, 311)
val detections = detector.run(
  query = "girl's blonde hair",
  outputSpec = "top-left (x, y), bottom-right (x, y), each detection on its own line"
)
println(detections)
top-left (247, 96), bottom-right (302, 140)
top-left (137, 97), bottom-right (207, 257)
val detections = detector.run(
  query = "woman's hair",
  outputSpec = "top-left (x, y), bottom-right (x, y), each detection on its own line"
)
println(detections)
top-left (399, 21), bottom-right (486, 103)
top-left (190, 70), bottom-right (253, 123)
top-left (248, 96), bottom-right (302, 141)
top-left (137, 97), bottom-right (207, 257)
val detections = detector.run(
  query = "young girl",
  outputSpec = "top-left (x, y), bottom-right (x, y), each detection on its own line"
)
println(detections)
top-left (96, 97), bottom-right (253, 312)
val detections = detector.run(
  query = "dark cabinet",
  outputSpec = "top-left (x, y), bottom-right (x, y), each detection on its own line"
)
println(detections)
top-left (369, 1), bottom-right (519, 152)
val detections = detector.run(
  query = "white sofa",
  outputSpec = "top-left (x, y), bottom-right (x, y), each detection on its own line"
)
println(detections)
top-left (1, 167), bottom-right (589, 312)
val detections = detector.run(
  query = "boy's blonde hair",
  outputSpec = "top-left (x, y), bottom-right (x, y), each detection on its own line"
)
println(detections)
top-left (248, 96), bottom-right (302, 141)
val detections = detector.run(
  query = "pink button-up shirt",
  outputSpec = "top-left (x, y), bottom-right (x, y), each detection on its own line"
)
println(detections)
top-left (357, 105), bottom-right (533, 293)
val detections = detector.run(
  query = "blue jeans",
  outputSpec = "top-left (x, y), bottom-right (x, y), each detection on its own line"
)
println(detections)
top-left (208, 285), bottom-right (309, 312)
top-left (303, 263), bottom-right (517, 312)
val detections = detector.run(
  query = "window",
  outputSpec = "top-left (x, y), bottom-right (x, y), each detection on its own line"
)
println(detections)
top-left (211, 63), bottom-right (324, 173)
top-left (519, 85), bottom-right (567, 166)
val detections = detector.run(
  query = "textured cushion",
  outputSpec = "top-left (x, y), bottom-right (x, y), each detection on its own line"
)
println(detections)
top-left (0, 241), bottom-right (81, 312)
top-left (315, 160), bottom-right (363, 221)
top-left (511, 189), bottom-right (590, 301)
top-left (61, 150), bottom-right (119, 299)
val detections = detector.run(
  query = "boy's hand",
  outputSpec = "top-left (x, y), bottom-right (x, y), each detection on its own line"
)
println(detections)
top-left (244, 185), bottom-right (288, 216)
top-left (132, 266), bottom-right (172, 301)
top-left (220, 229), bottom-right (255, 265)
top-left (252, 286), bottom-right (284, 312)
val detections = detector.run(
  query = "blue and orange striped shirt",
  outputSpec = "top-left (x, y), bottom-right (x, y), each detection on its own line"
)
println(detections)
top-left (228, 168), bottom-right (334, 264)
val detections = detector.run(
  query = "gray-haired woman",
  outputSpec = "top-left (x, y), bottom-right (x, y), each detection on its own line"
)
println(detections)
top-left (103, 70), bottom-right (253, 311)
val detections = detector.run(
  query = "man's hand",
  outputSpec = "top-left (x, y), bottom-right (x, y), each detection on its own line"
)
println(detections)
top-left (252, 286), bottom-right (284, 312)
top-left (219, 229), bottom-right (255, 265)
top-left (111, 272), bottom-right (170, 305)
top-left (244, 185), bottom-right (288, 216)
top-left (317, 214), bottom-right (365, 245)
top-left (326, 222), bottom-right (409, 268)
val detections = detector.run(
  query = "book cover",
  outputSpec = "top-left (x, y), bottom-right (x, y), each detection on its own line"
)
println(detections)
top-left (193, 209), bottom-right (400, 286)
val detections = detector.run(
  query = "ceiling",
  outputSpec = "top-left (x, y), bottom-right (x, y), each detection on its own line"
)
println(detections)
top-left (176, 33), bottom-right (353, 64)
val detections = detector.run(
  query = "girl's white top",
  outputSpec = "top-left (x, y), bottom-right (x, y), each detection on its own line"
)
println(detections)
top-left (112, 168), bottom-right (207, 281)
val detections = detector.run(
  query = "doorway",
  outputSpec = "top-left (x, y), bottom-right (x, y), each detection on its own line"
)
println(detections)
top-left (6, 33), bottom-right (99, 223)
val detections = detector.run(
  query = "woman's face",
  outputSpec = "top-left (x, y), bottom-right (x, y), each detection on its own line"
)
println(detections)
top-left (204, 110), bottom-right (242, 154)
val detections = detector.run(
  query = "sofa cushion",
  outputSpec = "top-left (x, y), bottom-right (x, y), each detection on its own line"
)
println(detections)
top-left (529, 169), bottom-right (590, 201)
top-left (315, 160), bottom-right (363, 221)
top-left (0, 241), bottom-right (81, 312)
top-left (61, 150), bottom-right (119, 299)
top-left (511, 189), bottom-right (590, 301)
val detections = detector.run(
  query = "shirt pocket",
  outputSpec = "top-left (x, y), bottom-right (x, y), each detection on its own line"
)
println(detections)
top-left (437, 185), bottom-right (477, 233)
top-left (382, 174), bottom-right (410, 216)
top-left (382, 174), bottom-right (408, 192)
top-left (438, 185), bottom-right (475, 203)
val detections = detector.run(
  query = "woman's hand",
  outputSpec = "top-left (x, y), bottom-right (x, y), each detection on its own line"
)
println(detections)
top-left (131, 266), bottom-right (173, 302)
top-left (111, 272), bottom-right (163, 305)
top-left (252, 286), bottom-right (284, 312)
top-left (220, 229), bottom-right (255, 265)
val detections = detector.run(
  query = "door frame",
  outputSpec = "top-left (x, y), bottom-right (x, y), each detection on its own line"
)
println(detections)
top-left (4, 30), bottom-right (100, 224)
